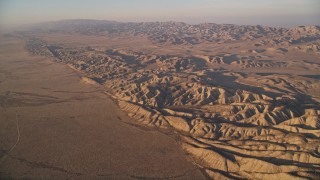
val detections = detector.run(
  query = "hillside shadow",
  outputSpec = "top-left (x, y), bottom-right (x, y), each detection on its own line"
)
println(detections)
top-left (203, 71), bottom-right (282, 98)
top-left (302, 75), bottom-right (320, 80)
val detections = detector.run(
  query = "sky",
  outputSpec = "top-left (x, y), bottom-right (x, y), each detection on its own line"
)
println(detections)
top-left (0, 0), bottom-right (319, 27)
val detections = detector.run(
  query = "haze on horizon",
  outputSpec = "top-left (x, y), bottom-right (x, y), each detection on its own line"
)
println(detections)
top-left (0, 0), bottom-right (319, 28)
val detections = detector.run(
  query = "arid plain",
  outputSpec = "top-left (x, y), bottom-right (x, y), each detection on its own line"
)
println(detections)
top-left (1, 20), bottom-right (320, 179)
top-left (0, 36), bottom-right (206, 179)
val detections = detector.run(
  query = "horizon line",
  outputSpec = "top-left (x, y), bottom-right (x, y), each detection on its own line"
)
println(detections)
top-left (7, 18), bottom-right (319, 29)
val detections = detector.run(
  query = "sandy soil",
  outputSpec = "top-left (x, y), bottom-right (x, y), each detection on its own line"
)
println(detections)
top-left (0, 37), bottom-right (206, 179)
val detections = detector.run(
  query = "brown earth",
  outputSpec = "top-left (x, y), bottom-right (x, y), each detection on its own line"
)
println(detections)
top-left (2, 20), bottom-right (320, 179)
top-left (0, 37), bottom-right (206, 179)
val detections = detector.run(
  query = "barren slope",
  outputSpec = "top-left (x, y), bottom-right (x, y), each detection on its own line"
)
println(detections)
top-left (13, 20), bottom-right (320, 179)
top-left (0, 37), bottom-right (206, 179)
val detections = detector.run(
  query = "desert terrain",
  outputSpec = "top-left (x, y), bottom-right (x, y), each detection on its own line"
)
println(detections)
top-left (1, 20), bottom-right (320, 179)
top-left (0, 36), bottom-right (206, 179)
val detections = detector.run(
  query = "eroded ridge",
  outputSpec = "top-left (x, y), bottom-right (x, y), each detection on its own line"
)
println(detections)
top-left (24, 22), bottom-right (320, 179)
